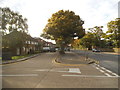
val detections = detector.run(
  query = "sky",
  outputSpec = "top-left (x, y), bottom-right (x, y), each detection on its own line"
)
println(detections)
top-left (0, 0), bottom-right (119, 43)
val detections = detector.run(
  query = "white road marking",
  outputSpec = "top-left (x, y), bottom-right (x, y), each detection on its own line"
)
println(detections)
top-left (57, 71), bottom-right (70, 73)
top-left (99, 70), bottom-right (105, 73)
top-left (69, 68), bottom-right (81, 73)
top-left (62, 75), bottom-right (119, 78)
top-left (97, 65), bottom-right (100, 67)
top-left (92, 64), bottom-right (119, 77)
top-left (35, 69), bottom-right (50, 71)
top-left (101, 67), bottom-right (106, 70)
top-left (0, 74), bottom-right (38, 77)
top-left (100, 68), bottom-right (119, 76)
top-left (105, 69), bottom-right (113, 73)
top-left (111, 73), bottom-right (118, 76)
top-left (99, 67), bottom-right (118, 76)
top-left (95, 67), bottom-right (99, 70)
top-left (35, 68), bottom-right (81, 74)
top-left (104, 73), bottom-right (111, 77)
top-left (94, 66), bottom-right (110, 76)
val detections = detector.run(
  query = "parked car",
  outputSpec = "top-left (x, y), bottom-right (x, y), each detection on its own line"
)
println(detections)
top-left (43, 47), bottom-right (50, 52)
top-left (50, 47), bottom-right (56, 52)
top-left (64, 48), bottom-right (70, 51)
top-left (92, 49), bottom-right (100, 52)
top-left (55, 48), bottom-right (59, 51)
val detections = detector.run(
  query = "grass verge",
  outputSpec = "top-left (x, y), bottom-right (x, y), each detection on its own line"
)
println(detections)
top-left (11, 54), bottom-right (34, 60)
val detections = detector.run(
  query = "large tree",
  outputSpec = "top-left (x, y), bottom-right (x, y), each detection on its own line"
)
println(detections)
top-left (79, 26), bottom-right (105, 49)
top-left (41, 10), bottom-right (85, 54)
top-left (106, 18), bottom-right (120, 48)
top-left (71, 39), bottom-right (81, 49)
top-left (79, 32), bottom-right (95, 50)
top-left (0, 7), bottom-right (28, 35)
top-left (1, 7), bottom-right (29, 55)
top-left (88, 26), bottom-right (104, 41)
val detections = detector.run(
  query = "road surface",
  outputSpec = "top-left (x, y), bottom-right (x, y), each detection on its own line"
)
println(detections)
top-left (72, 50), bottom-right (119, 74)
top-left (2, 52), bottom-right (118, 88)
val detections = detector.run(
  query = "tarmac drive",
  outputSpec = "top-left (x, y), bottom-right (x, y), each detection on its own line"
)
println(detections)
top-left (2, 52), bottom-right (119, 88)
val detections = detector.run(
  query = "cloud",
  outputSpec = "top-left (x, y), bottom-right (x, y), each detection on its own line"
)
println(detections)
top-left (0, 0), bottom-right (119, 37)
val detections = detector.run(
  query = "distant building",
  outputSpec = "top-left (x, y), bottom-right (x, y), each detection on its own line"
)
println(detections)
top-left (2, 31), bottom-right (55, 56)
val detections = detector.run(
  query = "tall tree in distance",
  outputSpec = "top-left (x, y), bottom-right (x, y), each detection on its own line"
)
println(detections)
top-left (88, 26), bottom-right (104, 48)
top-left (41, 10), bottom-right (85, 54)
top-left (79, 26), bottom-right (105, 50)
top-left (0, 7), bottom-right (28, 35)
top-left (88, 26), bottom-right (104, 41)
top-left (106, 18), bottom-right (120, 48)
top-left (79, 32), bottom-right (95, 50)
top-left (1, 7), bottom-right (29, 55)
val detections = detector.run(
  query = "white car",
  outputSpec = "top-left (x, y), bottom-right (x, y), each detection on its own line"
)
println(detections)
top-left (92, 49), bottom-right (100, 52)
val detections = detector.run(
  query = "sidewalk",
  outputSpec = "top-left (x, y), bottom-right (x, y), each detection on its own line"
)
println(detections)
top-left (72, 49), bottom-right (120, 55)
top-left (0, 53), bottom-right (40, 65)
top-left (56, 52), bottom-right (95, 65)
top-left (101, 52), bottom-right (120, 55)
top-left (84, 50), bottom-right (120, 55)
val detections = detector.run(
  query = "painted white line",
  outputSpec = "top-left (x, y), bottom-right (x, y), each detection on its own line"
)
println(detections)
top-left (100, 68), bottom-right (119, 76)
top-left (35, 69), bottom-right (49, 71)
top-left (69, 68), bottom-right (81, 73)
top-left (35, 69), bottom-right (58, 72)
top-left (97, 65), bottom-right (100, 67)
top-left (100, 68), bottom-right (118, 76)
top-left (92, 64), bottom-right (119, 77)
top-left (95, 66), bottom-right (110, 76)
top-left (99, 69), bottom-right (105, 73)
top-left (111, 73), bottom-right (118, 76)
top-left (104, 73), bottom-right (111, 77)
top-left (101, 67), bottom-right (106, 70)
top-left (57, 71), bottom-right (70, 73)
top-left (0, 74), bottom-right (38, 77)
top-left (99, 67), bottom-right (118, 76)
top-left (62, 75), bottom-right (81, 77)
top-left (62, 75), bottom-right (119, 78)
top-left (92, 65), bottom-right (113, 77)
top-left (35, 68), bottom-right (81, 73)
top-left (105, 69), bottom-right (113, 73)
top-left (95, 67), bottom-right (99, 70)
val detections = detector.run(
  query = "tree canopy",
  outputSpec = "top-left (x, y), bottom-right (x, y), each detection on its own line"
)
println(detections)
top-left (1, 7), bottom-right (29, 55)
top-left (2, 30), bottom-right (30, 49)
top-left (0, 7), bottom-right (28, 35)
top-left (41, 10), bottom-right (85, 53)
top-left (105, 18), bottom-right (120, 48)
top-left (79, 32), bottom-right (95, 49)
top-left (78, 26), bottom-right (105, 49)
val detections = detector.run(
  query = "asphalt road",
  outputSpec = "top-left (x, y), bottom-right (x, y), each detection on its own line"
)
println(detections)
top-left (2, 52), bottom-right (118, 88)
top-left (72, 50), bottom-right (119, 74)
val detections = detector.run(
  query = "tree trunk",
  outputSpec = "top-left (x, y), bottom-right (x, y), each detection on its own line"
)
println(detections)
top-left (59, 44), bottom-right (65, 54)
top-left (20, 47), bottom-right (23, 55)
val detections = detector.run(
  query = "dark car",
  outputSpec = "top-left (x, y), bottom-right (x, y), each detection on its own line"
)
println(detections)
top-left (50, 48), bottom-right (56, 52)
